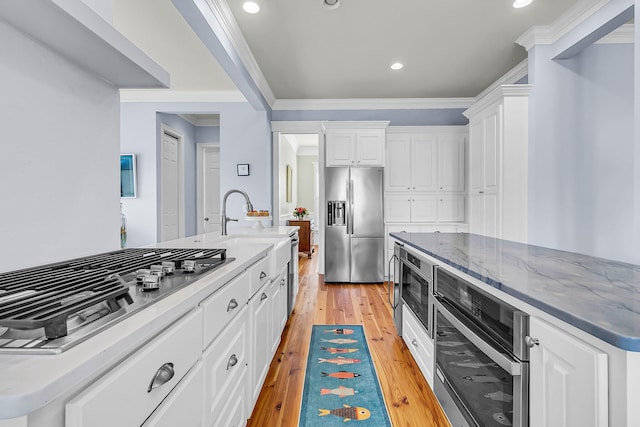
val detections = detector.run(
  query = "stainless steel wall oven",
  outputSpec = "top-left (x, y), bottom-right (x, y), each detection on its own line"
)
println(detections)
top-left (389, 244), bottom-right (435, 338)
top-left (434, 267), bottom-right (531, 427)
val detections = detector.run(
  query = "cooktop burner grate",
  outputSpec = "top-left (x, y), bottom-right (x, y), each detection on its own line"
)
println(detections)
top-left (0, 248), bottom-right (227, 340)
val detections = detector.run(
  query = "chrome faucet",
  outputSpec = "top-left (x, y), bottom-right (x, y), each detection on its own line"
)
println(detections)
top-left (221, 189), bottom-right (254, 235)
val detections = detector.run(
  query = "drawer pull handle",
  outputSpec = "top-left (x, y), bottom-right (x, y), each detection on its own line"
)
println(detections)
top-left (260, 271), bottom-right (267, 279)
top-left (147, 362), bottom-right (174, 393)
top-left (227, 298), bottom-right (239, 312)
top-left (226, 354), bottom-right (238, 370)
top-left (260, 292), bottom-right (268, 301)
top-left (411, 339), bottom-right (418, 347)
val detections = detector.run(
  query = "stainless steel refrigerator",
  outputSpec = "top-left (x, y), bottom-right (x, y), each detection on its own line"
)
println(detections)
top-left (325, 167), bottom-right (384, 283)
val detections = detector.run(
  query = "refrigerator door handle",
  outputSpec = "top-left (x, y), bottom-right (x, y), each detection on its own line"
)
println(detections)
top-left (345, 179), bottom-right (351, 234)
top-left (349, 179), bottom-right (354, 235)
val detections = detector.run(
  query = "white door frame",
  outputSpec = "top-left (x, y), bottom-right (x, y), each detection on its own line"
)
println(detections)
top-left (271, 121), bottom-right (325, 274)
top-left (160, 123), bottom-right (185, 241)
top-left (196, 142), bottom-right (220, 234)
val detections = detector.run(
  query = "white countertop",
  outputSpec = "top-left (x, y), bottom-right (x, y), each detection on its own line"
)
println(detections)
top-left (0, 230), bottom-right (289, 420)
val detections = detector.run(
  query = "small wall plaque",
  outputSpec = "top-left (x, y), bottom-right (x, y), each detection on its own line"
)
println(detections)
top-left (237, 163), bottom-right (250, 176)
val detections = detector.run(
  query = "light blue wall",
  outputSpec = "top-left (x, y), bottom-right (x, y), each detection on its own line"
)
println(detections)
top-left (272, 108), bottom-right (468, 126)
top-left (196, 126), bottom-right (220, 143)
top-left (528, 42), bottom-right (634, 263)
top-left (121, 101), bottom-right (270, 247)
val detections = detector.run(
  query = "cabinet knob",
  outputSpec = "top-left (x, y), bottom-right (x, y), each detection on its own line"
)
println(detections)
top-left (411, 339), bottom-right (418, 347)
top-left (226, 354), bottom-right (238, 370)
top-left (147, 362), bottom-right (175, 393)
top-left (407, 187), bottom-right (410, 190)
top-left (413, 187), bottom-right (416, 190)
top-left (525, 336), bottom-right (540, 348)
top-left (227, 298), bottom-right (239, 312)
top-left (479, 191), bottom-right (484, 194)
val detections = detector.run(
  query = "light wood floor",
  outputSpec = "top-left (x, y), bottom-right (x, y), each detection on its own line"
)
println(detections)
top-left (247, 248), bottom-right (450, 426)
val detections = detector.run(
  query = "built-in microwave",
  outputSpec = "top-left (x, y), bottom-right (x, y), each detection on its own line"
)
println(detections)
top-left (389, 244), bottom-right (436, 338)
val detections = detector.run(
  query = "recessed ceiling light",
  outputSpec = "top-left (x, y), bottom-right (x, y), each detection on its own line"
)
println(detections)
top-left (323, 0), bottom-right (340, 10)
top-left (513, 0), bottom-right (533, 8)
top-left (242, 1), bottom-right (260, 13)
top-left (390, 63), bottom-right (404, 70)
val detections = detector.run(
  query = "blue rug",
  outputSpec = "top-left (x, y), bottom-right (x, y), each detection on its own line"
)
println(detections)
top-left (298, 325), bottom-right (392, 426)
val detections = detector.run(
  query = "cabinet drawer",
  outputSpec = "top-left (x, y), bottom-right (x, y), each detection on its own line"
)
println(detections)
top-left (203, 306), bottom-right (248, 426)
top-left (202, 270), bottom-right (251, 347)
top-left (402, 305), bottom-right (434, 388)
top-left (66, 309), bottom-right (203, 427)
top-left (249, 256), bottom-right (270, 297)
top-left (142, 361), bottom-right (204, 427)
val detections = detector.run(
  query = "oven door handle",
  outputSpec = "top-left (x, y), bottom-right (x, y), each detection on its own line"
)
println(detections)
top-left (438, 303), bottom-right (522, 376)
top-left (387, 254), bottom-right (399, 308)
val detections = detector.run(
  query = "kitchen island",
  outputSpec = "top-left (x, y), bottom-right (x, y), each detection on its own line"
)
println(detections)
top-left (391, 232), bottom-right (640, 427)
top-left (0, 228), bottom-right (297, 426)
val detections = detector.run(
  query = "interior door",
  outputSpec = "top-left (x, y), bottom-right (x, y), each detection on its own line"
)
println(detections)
top-left (202, 146), bottom-right (220, 233)
top-left (161, 132), bottom-right (180, 241)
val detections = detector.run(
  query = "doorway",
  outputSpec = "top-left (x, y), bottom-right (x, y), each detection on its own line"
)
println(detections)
top-left (160, 124), bottom-right (185, 241)
top-left (197, 143), bottom-right (221, 234)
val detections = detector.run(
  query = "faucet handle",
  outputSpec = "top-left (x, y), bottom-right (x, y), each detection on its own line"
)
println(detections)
top-left (226, 217), bottom-right (238, 223)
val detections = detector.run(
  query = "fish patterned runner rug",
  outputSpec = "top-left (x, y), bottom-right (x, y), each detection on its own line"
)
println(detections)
top-left (298, 325), bottom-right (392, 426)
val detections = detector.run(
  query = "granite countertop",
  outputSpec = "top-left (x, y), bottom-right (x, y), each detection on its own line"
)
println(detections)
top-left (390, 232), bottom-right (640, 352)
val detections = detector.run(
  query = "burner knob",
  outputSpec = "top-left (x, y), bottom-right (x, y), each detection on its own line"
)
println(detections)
top-left (183, 260), bottom-right (196, 273)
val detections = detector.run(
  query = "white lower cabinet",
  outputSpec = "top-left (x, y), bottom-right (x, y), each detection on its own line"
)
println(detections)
top-left (529, 317), bottom-right (609, 427)
top-left (142, 361), bottom-right (204, 427)
top-left (402, 305), bottom-right (434, 387)
top-left (65, 309), bottom-right (203, 427)
top-left (249, 282), bottom-right (272, 407)
top-left (203, 306), bottom-right (248, 427)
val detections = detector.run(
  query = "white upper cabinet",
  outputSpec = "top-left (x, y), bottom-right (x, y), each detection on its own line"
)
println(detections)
top-left (324, 122), bottom-right (389, 167)
top-left (464, 85), bottom-right (530, 243)
top-left (385, 127), bottom-right (466, 194)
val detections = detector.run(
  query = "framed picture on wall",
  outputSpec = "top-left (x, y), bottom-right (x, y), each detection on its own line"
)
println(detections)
top-left (120, 154), bottom-right (137, 198)
top-left (237, 163), bottom-right (250, 176)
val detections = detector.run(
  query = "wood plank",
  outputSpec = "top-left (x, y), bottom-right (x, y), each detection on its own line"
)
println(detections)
top-left (247, 247), bottom-right (450, 426)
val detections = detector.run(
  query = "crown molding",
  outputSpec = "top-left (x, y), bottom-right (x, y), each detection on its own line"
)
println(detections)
top-left (516, 0), bottom-right (611, 51)
top-left (322, 121), bottom-right (390, 130)
top-left (475, 59), bottom-right (528, 100)
top-left (594, 23), bottom-right (634, 44)
top-left (119, 89), bottom-right (246, 102)
top-left (271, 121), bottom-right (325, 133)
top-left (204, 0), bottom-right (276, 107)
top-left (386, 125), bottom-right (468, 134)
top-left (463, 85), bottom-right (532, 119)
top-left (272, 97), bottom-right (474, 111)
top-left (178, 114), bottom-right (220, 126)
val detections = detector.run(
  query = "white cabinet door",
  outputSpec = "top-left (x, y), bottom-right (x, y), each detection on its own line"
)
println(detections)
top-left (356, 130), bottom-right (384, 166)
top-left (326, 130), bottom-right (356, 166)
top-left (411, 135), bottom-right (438, 192)
top-left (249, 285), bottom-right (271, 406)
top-left (384, 194), bottom-right (411, 222)
top-left (439, 135), bottom-right (465, 192)
top-left (385, 135), bottom-right (412, 192)
top-left (529, 317), bottom-right (608, 427)
top-left (269, 278), bottom-right (282, 355)
top-left (411, 195), bottom-right (438, 222)
top-left (438, 195), bottom-right (465, 222)
top-left (203, 307), bottom-right (248, 427)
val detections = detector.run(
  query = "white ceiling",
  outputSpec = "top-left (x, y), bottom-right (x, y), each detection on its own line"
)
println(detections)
top-left (227, 0), bottom-right (578, 99)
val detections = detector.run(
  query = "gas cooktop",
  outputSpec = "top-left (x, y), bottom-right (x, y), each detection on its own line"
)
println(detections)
top-left (0, 248), bottom-right (233, 354)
